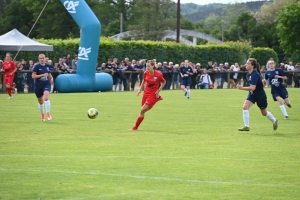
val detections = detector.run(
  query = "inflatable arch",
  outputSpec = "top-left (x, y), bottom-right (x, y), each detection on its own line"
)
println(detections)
top-left (55, 0), bottom-right (113, 92)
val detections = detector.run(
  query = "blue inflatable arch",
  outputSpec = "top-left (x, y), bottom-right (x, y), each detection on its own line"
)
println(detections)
top-left (55, 0), bottom-right (113, 92)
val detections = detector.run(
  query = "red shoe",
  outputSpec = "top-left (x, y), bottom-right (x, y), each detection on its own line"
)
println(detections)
top-left (129, 127), bottom-right (138, 131)
top-left (158, 96), bottom-right (163, 101)
top-left (41, 114), bottom-right (45, 121)
top-left (47, 113), bottom-right (52, 120)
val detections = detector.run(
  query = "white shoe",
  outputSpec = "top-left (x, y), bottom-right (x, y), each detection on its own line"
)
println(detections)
top-left (8, 96), bottom-right (13, 100)
top-left (14, 88), bottom-right (17, 95)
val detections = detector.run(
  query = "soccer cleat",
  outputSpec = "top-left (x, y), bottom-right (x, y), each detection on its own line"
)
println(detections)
top-left (184, 91), bottom-right (187, 96)
top-left (273, 119), bottom-right (278, 131)
top-left (41, 114), bottom-right (45, 121)
top-left (8, 96), bottom-right (13, 100)
top-left (14, 88), bottom-right (17, 95)
top-left (47, 113), bottom-right (52, 120)
top-left (187, 97), bottom-right (190, 100)
top-left (238, 126), bottom-right (250, 131)
top-left (129, 127), bottom-right (138, 131)
top-left (157, 96), bottom-right (163, 101)
top-left (284, 116), bottom-right (288, 120)
top-left (285, 102), bottom-right (292, 108)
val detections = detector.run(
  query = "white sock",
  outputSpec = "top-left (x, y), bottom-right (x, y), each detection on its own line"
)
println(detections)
top-left (187, 89), bottom-right (190, 97)
top-left (279, 105), bottom-right (288, 116)
top-left (184, 88), bottom-right (187, 92)
top-left (38, 103), bottom-right (44, 114)
top-left (45, 100), bottom-right (51, 114)
top-left (243, 110), bottom-right (249, 127)
top-left (266, 111), bottom-right (276, 123)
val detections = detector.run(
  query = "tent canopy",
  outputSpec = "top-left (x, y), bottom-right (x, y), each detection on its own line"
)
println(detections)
top-left (0, 29), bottom-right (53, 51)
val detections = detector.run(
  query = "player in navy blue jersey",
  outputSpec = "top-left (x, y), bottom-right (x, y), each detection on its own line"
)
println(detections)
top-left (237, 58), bottom-right (278, 131)
top-left (264, 60), bottom-right (292, 119)
top-left (180, 60), bottom-right (193, 99)
top-left (32, 54), bottom-right (53, 121)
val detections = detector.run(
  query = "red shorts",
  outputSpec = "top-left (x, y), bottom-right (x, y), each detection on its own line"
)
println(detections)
top-left (4, 75), bottom-right (14, 85)
top-left (142, 94), bottom-right (162, 109)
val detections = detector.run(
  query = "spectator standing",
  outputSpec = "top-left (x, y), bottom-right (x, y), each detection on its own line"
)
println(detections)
top-left (16, 63), bottom-right (26, 93)
top-left (25, 60), bottom-right (35, 93)
top-left (293, 63), bottom-right (300, 88)
top-left (286, 61), bottom-right (294, 88)
top-left (72, 55), bottom-right (78, 70)
top-left (131, 61), bottom-right (143, 91)
top-left (173, 64), bottom-right (180, 89)
top-left (191, 63), bottom-right (199, 89)
top-left (125, 62), bottom-right (133, 91)
top-left (161, 62), bottom-right (172, 90)
top-left (222, 62), bottom-right (230, 88)
top-left (65, 53), bottom-right (71, 66)
top-left (215, 63), bottom-right (223, 89)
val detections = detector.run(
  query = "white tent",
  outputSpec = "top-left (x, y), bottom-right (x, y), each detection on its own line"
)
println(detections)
top-left (0, 29), bottom-right (53, 51)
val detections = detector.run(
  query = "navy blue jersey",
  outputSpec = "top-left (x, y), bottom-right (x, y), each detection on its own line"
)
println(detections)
top-left (180, 66), bottom-right (193, 78)
top-left (247, 70), bottom-right (264, 93)
top-left (265, 69), bottom-right (285, 88)
top-left (33, 63), bottom-right (51, 84)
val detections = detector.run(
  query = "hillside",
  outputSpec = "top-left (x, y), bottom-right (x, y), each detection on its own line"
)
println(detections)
top-left (182, 1), bottom-right (270, 23)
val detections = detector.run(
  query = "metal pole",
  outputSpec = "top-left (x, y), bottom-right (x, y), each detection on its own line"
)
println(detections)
top-left (120, 13), bottom-right (123, 33)
top-left (222, 25), bottom-right (224, 42)
top-left (176, 0), bottom-right (180, 43)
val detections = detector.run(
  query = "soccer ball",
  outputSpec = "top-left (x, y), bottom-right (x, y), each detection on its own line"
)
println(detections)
top-left (87, 108), bottom-right (98, 119)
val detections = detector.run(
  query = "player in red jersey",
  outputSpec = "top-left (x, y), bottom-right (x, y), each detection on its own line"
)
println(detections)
top-left (130, 60), bottom-right (166, 131)
top-left (0, 53), bottom-right (17, 99)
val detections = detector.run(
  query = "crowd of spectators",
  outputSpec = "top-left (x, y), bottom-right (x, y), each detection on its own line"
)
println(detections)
top-left (0, 54), bottom-right (299, 93)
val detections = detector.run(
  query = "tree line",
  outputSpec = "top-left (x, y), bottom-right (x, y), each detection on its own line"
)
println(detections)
top-left (0, 0), bottom-right (299, 55)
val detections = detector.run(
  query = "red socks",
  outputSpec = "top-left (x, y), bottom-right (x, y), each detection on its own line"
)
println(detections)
top-left (10, 87), bottom-right (16, 91)
top-left (135, 116), bottom-right (144, 128)
top-left (6, 88), bottom-right (12, 96)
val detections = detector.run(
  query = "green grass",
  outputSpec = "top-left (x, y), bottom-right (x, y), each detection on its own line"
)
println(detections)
top-left (0, 89), bottom-right (299, 200)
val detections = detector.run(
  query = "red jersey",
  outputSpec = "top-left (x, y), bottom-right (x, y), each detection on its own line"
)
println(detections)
top-left (3, 61), bottom-right (16, 75)
top-left (143, 70), bottom-right (165, 96)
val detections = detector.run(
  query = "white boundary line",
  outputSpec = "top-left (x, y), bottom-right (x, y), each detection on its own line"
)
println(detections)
top-left (0, 168), bottom-right (295, 187)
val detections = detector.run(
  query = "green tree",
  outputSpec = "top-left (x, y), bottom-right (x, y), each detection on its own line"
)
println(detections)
top-left (255, 0), bottom-right (293, 23)
top-left (181, 18), bottom-right (195, 30)
top-left (128, 0), bottom-right (176, 40)
top-left (226, 12), bottom-right (281, 51)
top-left (0, 0), bottom-right (33, 36)
top-left (276, 2), bottom-right (300, 53)
top-left (19, 0), bottom-right (100, 39)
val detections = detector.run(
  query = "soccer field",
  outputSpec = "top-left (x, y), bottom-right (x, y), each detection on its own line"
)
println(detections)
top-left (0, 89), bottom-right (299, 199)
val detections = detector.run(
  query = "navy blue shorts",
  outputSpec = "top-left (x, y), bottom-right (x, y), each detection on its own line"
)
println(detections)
top-left (246, 91), bottom-right (268, 110)
top-left (271, 87), bottom-right (289, 101)
top-left (181, 77), bottom-right (191, 86)
top-left (35, 81), bottom-right (51, 98)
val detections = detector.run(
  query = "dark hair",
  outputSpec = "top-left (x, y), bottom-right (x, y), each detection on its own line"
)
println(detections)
top-left (147, 60), bottom-right (156, 69)
top-left (248, 58), bottom-right (261, 75)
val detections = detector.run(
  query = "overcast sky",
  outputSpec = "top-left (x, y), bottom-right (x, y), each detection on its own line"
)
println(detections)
top-left (179, 0), bottom-right (256, 5)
